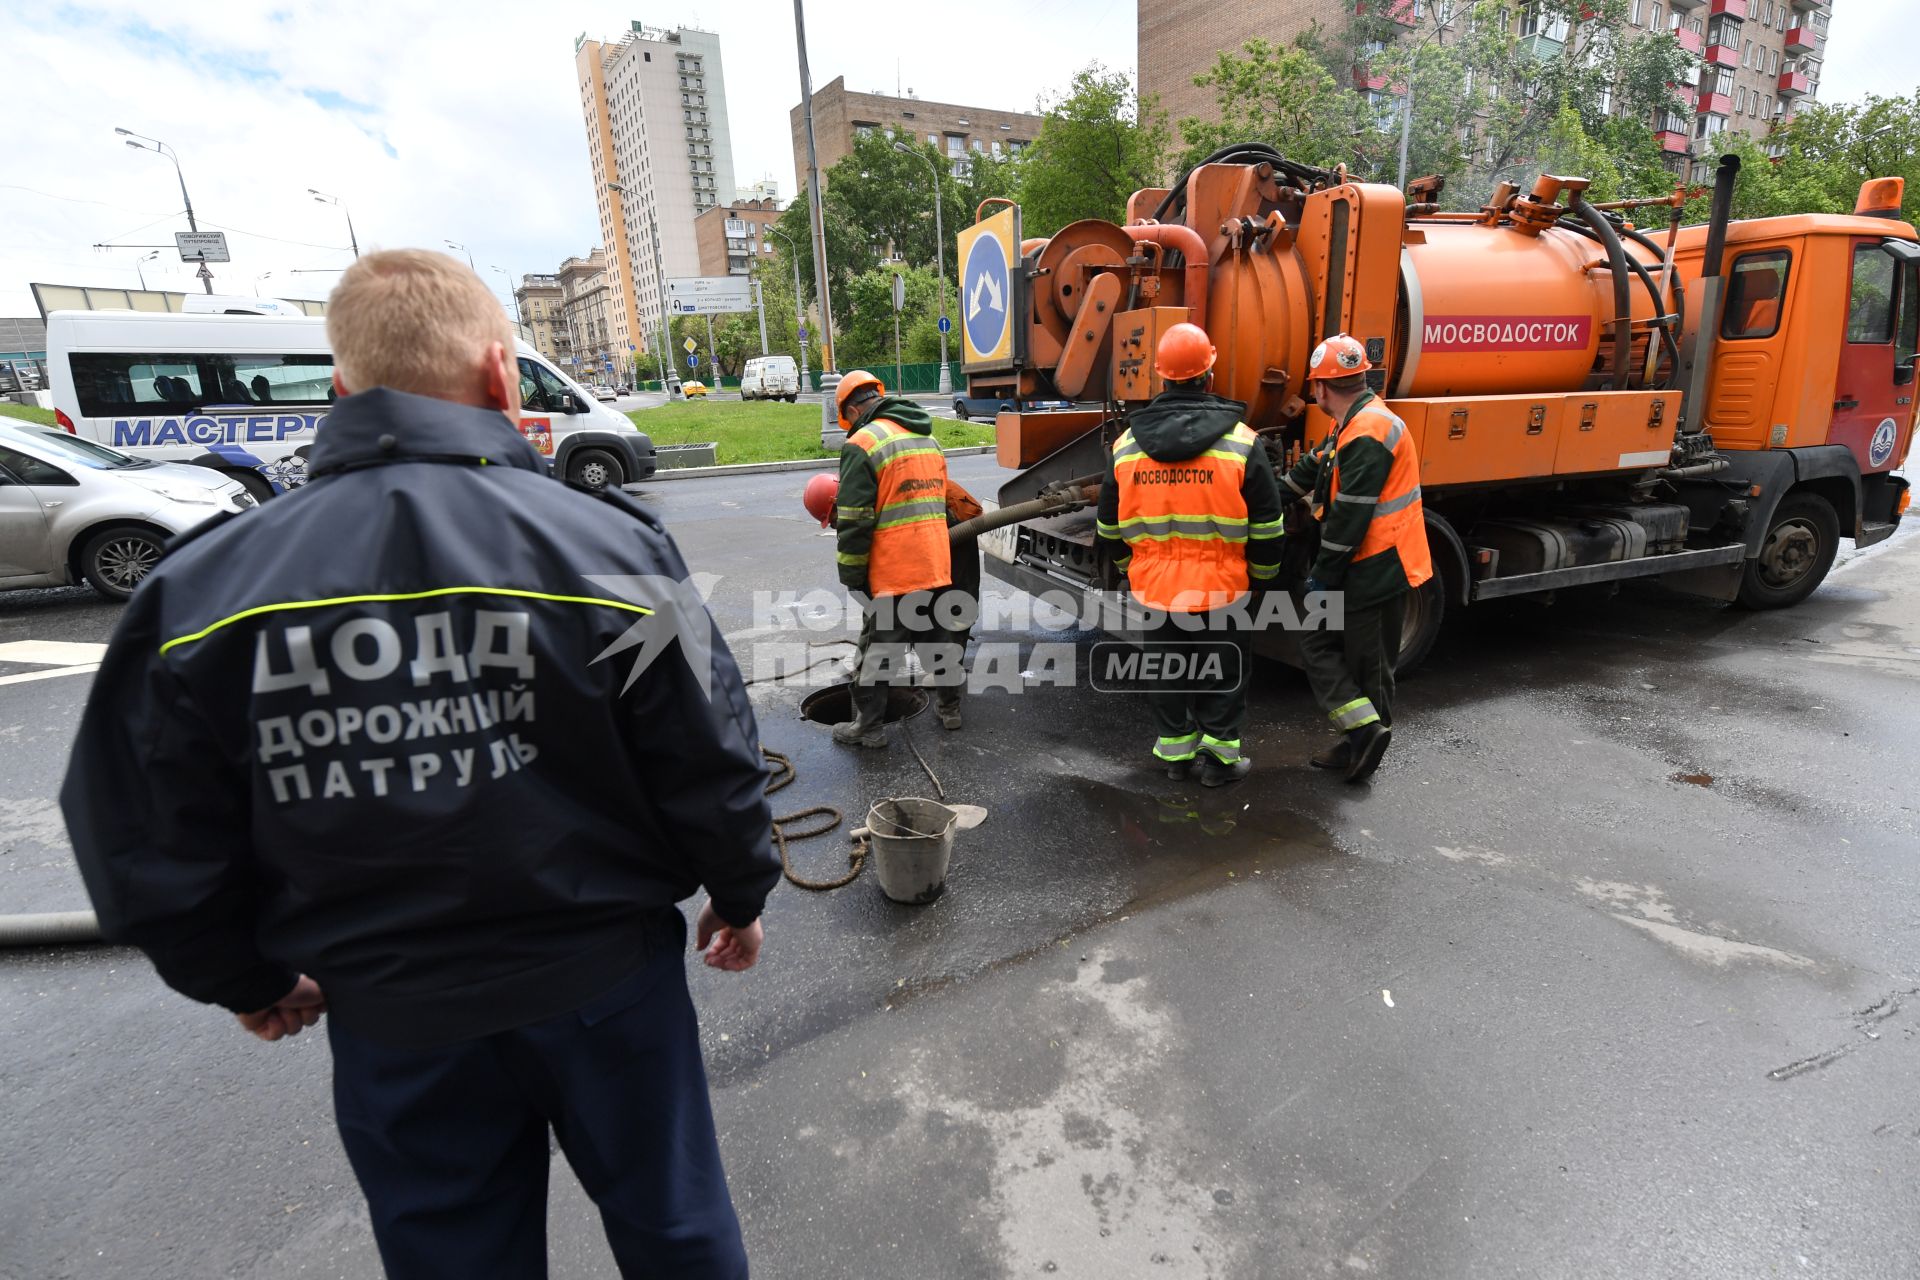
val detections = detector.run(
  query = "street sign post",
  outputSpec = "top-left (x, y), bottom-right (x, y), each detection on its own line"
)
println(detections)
top-left (957, 205), bottom-right (1018, 370)
top-left (666, 276), bottom-right (754, 316)
top-left (173, 231), bottom-right (230, 264)
top-left (891, 271), bottom-right (905, 394)
top-left (937, 314), bottom-right (951, 334)
top-left (683, 336), bottom-right (698, 355)
top-left (687, 354), bottom-right (698, 368)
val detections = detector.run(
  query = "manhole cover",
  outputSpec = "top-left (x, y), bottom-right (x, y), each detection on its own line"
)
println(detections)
top-left (800, 682), bottom-right (928, 726)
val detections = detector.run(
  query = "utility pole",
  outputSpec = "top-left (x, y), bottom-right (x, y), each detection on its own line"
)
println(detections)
top-left (116, 128), bottom-right (213, 293)
top-left (895, 140), bottom-right (952, 395)
top-left (309, 190), bottom-right (360, 259)
top-left (755, 279), bottom-right (769, 355)
top-left (794, 0), bottom-right (840, 444)
top-left (768, 225), bottom-right (809, 387)
top-left (706, 312), bottom-right (722, 387)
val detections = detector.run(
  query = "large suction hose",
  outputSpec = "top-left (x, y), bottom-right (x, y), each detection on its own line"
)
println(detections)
top-left (0, 911), bottom-right (103, 946)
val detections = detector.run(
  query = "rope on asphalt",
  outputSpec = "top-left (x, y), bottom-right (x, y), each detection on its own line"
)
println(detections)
top-left (763, 748), bottom-right (866, 890)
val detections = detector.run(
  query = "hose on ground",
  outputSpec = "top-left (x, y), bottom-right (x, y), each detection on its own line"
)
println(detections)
top-left (0, 911), bottom-right (104, 947)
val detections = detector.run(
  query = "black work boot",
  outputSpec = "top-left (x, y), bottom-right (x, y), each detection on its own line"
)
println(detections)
top-left (831, 682), bottom-right (890, 748)
top-left (1161, 757), bottom-right (1194, 780)
top-left (935, 689), bottom-right (962, 731)
top-left (1344, 722), bottom-right (1392, 784)
top-left (1310, 738), bottom-right (1353, 771)
top-left (1199, 755), bottom-right (1252, 787)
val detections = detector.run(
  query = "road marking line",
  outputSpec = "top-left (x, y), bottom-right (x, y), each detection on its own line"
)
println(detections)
top-left (0, 640), bottom-right (109, 666)
top-left (0, 663), bottom-right (101, 687)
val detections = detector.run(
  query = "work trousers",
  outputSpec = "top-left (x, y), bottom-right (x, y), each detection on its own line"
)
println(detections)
top-left (1142, 606), bottom-right (1252, 765)
top-left (1299, 592), bottom-right (1404, 733)
top-left (326, 911), bottom-right (747, 1280)
top-left (855, 571), bottom-right (976, 710)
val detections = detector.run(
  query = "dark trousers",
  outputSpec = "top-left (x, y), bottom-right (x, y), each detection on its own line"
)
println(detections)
top-left (1142, 606), bottom-right (1251, 763)
top-left (326, 912), bottom-right (746, 1280)
top-left (855, 578), bottom-right (975, 710)
top-left (1299, 593), bottom-right (1404, 733)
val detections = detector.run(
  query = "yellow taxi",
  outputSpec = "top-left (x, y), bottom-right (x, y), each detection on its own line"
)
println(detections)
top-left (682, 380), bottom-right (708, 399)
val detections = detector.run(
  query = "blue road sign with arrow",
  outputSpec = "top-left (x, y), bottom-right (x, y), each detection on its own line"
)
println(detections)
top-left (687, 354), bottom-right (698, 368)
top-left (938, 314), bottom-right (951, 334)
top-left (962, 224), bottom-right (1011, 360)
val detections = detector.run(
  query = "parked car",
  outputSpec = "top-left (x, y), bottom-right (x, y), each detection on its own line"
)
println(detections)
top-left (740, 355), bottom-right (800, 402)
top-left (683, 381), bottom-right (709, 399)
top-left (951, 394), bottom-right (1072, 421)
top-left (0, 421), bottom-right (253, 600)
top-left (591, 385), bottom-right (618, 402)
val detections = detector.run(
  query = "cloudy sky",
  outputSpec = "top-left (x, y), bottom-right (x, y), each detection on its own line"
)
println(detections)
top-left (0, 0), bottom-right (1908, 322)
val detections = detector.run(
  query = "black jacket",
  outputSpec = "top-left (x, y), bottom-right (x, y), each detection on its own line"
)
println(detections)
top-left (61, 388), bottom-right (779, 1048)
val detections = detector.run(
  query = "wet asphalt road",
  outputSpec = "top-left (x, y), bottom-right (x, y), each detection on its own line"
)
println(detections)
top-left (2, 457), bottom-right (1917, 1279)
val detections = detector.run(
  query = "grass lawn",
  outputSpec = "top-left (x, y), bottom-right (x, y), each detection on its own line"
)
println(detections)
top-left (630, 400), bottom-right (994, 465)
top-left (0, 403), bottom-right (56, 427)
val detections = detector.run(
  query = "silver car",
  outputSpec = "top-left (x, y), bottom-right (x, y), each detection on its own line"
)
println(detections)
top-left (0, 422), bottom-right (254, 600)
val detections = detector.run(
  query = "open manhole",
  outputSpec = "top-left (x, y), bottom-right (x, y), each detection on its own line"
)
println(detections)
top-left (800, 682), bottom-right (928, 726)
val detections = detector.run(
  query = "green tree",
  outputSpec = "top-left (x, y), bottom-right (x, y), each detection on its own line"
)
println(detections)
top-left (1176, 37), bottom-right (1378, 174)
top-left (1708, 91), bottom-right (1920, 225)
top-left (1016, 63), bottom-right (1172, 235)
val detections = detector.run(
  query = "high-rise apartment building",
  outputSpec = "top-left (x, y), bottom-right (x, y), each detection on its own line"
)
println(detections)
top-left (1140, 0), bottom-right (1831, 185)
top-left (575, 23), bottom-right (736, 371)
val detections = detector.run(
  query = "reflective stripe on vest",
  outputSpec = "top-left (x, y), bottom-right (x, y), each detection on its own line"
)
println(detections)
top-left (851, 419), bottom-right (951, 597)
top-left (1112, 422), bottom-right (1256, 613)
top-left (1330, 402), bottom-right (1433, 590)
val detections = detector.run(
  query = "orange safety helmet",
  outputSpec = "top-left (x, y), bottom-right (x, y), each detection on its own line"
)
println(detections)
top-left (834, 369), bottom-right (885, 431)
top-left (1307, 333), bottom-right (1371, 381)
top-left (1154, 322), bottom-right (1216, 382)
top-left (803, 472), bottom-right (839, 527)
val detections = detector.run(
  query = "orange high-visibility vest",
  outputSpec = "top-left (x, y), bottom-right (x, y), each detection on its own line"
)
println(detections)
top-left (850, 419), bottom-right (951, 597)
top-left (1105, 422), bottom-right (1258, 612)
top-left (1330, 402), bottom-right (1432, 589)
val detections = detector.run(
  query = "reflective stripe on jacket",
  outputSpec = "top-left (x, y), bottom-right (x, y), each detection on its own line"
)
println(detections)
top-left (1103, 421), bottom-right (1260, 612)
top-left (845, 418), bottom-right (951, 597)
top-left (1315, 397), bottom-right (1432, 601)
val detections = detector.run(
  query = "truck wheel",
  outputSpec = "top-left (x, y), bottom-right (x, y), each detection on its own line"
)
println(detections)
top-left (952, 401), bottom-right (969, 421)
top-left (1393, 574), bottom-right (1446, 675)
top-left (566, 448), bottom-right (625, 491)
top-left (1737, 492), bottom-right (1839, 610)
top-left (80, 525), bottom-right (167, 601)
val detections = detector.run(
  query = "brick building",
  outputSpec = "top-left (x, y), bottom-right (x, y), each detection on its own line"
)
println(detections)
top-left (693, 198), bottom-right (784, 279)
top-left (789, 77), bottom-right (1042, 193)
top-left (557, 250), bottom-right (617, 383)
top-left (1139, 0), bottom-right (1831, 184)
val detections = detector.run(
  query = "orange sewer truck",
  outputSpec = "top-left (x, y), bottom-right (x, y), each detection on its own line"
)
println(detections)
top-left (958, 147), bottom-right (1916, 668)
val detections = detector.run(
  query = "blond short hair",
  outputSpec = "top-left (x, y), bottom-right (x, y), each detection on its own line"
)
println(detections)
top-left (327, 249), bottom-right (513, 399)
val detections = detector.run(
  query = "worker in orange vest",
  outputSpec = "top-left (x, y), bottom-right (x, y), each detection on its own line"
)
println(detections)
top-left (1285, 334), bottom-right (1433, 783)
top-left (1096, 322), bottom-right (1286, 787)
top-left (827, 371), bottom-right (966, 747)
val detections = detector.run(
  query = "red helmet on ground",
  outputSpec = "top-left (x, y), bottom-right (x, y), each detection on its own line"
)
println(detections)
top-left (1308, 333), bottom-right (1372, 381)
top-left (1154, 323), bottom-right (1216, 382)
top-left (803, 472), bottom-right (838, 528)
top-left (834, 369), bottom-right (885, 431)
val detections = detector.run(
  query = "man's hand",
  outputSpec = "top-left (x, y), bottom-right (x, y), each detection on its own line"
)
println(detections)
top-left (236, 975), bottom-right (327, 1042)
top-left (695, 900), bottom-right (764, 972)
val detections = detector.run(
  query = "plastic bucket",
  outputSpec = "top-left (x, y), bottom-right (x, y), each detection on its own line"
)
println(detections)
top-left (867, 797), bottom-right (958, 904)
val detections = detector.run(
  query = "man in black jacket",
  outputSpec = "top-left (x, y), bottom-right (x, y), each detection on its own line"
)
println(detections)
top-left (60, 250), bottom-right (778, 1279)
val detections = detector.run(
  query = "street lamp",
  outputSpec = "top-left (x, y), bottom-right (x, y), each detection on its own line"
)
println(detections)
top-left (765, 224), bottom-right (811, 389)
top-left (444, 239), bottom-right (474, 269)
top-left (489, 266), bottom-right (522, 325)
top-left (309, 189), bottom-right (360, 259)
top-left (115, 127), bottom-right (213, 294)
top-left (135, 251), bottom-right (159, 291)
top-left (893, 140), bottom-right (952, 396)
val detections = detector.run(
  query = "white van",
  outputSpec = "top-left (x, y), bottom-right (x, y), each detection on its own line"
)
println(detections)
top-left (739, 354), bottom-right (800, 402)
top-left (44, 311), bottom-right (657, 498)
